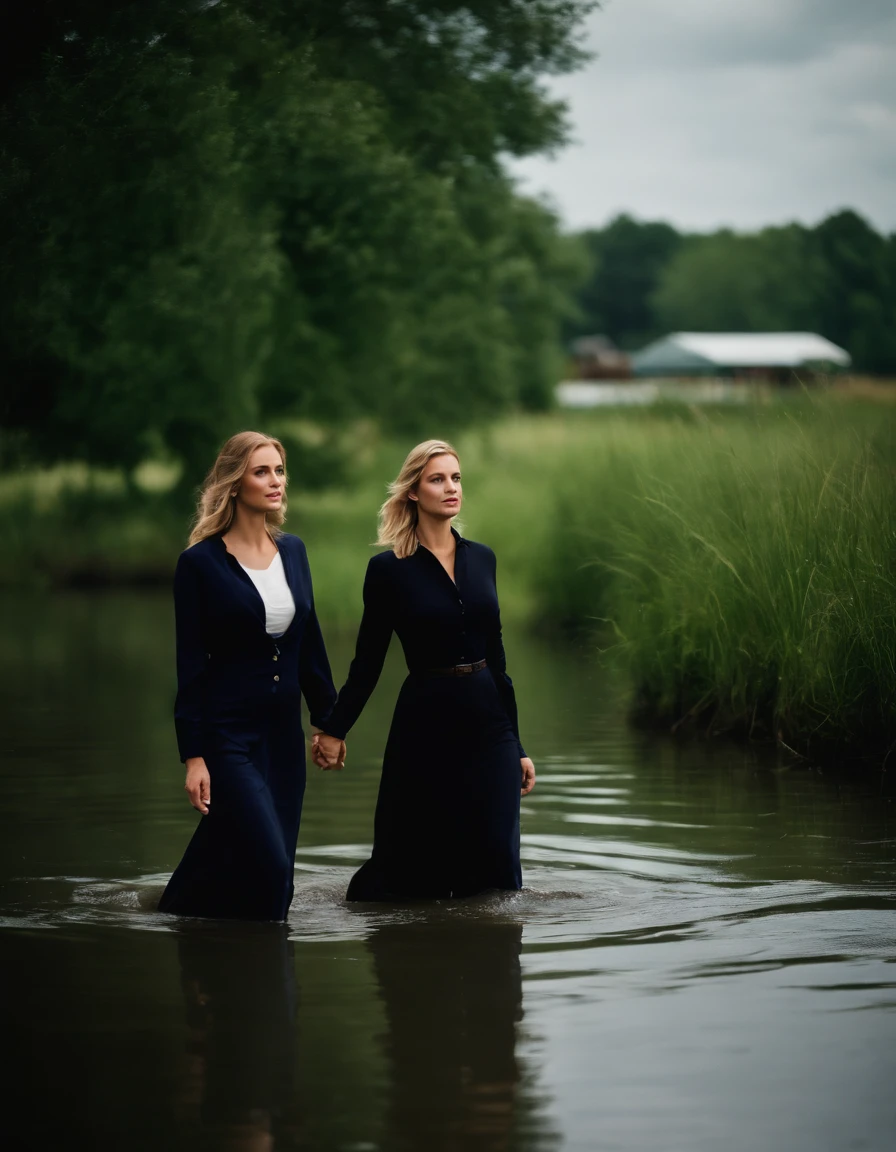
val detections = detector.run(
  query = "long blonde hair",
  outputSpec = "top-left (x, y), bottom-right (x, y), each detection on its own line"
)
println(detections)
top-left (188, 431), bottom-right (288, 547)
top-left (378, 439), bottom-right (460, 559)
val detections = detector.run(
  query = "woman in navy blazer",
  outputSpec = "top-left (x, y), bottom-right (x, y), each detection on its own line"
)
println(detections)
top-left (313, 439), bottom-right (535, 901)
top-left (158, 431), bottom-right (343, 922)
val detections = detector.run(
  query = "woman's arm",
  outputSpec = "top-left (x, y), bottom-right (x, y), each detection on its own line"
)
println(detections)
top-left (483, 550), bottom-right (527, 761)
top-left (173, 550), bottom-right (209, 764)
top-left (299, 604), bottom-right (338, 728)
top-left (295, 543), bottom-right (338, 728)
top-left (318, 558), bottom-right (394, 741)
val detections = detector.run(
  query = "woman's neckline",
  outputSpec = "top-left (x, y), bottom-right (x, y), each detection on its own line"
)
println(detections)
top-left (238, 551), bottom-right (281, 573)
top-left (217, 531), bottom-right (281, 570)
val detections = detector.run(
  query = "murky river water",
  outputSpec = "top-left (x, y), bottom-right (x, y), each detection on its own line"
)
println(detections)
top-left (1, 592), bottom-right (894, 1151)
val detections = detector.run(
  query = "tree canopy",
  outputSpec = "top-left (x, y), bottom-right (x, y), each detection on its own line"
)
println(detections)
top-left (0, 1), bottom-right (594, 472)
top-left (569, 210), bottom-right (896, 374)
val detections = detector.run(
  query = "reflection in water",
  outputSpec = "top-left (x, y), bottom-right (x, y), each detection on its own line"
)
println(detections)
top-left (174, 924), bottom-right (296, 1152)
top-left (2, 594), bottom-right (895, 1152)
top-left (367, 915), bottom-right (527, 1152)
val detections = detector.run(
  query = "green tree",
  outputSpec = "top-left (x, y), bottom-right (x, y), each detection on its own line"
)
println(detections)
top-left (812, 210), bottom-right (896, 373)
top-left (649, 212), bottom-right (896, 372)
top-left (570, 215), bottom-right (682, 349)
top-left (0, 1), bottom-right (596, 475)
top-left (651, 225), bottom-right (826, 335)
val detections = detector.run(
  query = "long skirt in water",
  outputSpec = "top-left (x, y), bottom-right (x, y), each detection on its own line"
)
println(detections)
top-left (159, 695), bottom-right (306, 922)
top-left (348, 667), bottom-right (522, 901)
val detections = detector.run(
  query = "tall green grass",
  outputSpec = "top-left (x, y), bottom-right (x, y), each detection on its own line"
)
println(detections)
top-left (521, 400), bottom-right (896, 757)
top-left (3, 398), bottom-right (894, 757)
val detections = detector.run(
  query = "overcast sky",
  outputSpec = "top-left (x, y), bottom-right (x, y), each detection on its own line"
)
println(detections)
top-left (510, 0), bottom-right (896, 234)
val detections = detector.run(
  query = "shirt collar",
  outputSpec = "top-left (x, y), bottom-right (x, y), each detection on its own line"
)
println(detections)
top-left (414, 526), bottom-right (468, 557)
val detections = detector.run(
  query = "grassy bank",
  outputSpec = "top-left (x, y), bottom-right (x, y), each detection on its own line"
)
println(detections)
top-left (520, 400), bottom-right (896, 761)
top-left (3, 395), bottom-right (894, 761)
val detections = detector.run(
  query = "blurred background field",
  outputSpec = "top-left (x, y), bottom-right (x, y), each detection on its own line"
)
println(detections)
top-left (3, 390), bottom-right (894, 761)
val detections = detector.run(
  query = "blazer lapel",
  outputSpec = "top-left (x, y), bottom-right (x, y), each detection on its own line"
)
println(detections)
top-left (275, 538), bottom-right (302, 635)
top-left (217, 536), bottom-right (267, 625)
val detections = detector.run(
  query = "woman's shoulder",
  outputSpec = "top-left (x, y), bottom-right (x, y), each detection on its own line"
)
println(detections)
top-left (276, 531), bottom-right (306, 555)
top-left (363, 548), bottom-right (406, 588)
top-left (368, 547), bottom-right (398, 568)
top-left (174, 536), bottom-right (222, 585)
top-left (365, 548), bottom-right (400, 579)
top-left (179, 536), bottom-right (220, 564)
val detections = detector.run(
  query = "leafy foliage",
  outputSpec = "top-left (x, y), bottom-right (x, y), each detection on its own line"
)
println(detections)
top-left (0, 1), bottom-right (594, 477)
top-left (570, 211), bottom-right (896, 372)
top-left (570, 215), bottom-right (682, 350)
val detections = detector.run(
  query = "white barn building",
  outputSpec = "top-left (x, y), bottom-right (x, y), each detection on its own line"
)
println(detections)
top-left (630, 332), bottom-right (850, 379)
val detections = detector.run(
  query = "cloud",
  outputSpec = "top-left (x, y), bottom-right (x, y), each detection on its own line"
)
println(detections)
top-left (511, 0), bottom-right (896, 232)
top-left (597, 0), bottom-right (896, 70)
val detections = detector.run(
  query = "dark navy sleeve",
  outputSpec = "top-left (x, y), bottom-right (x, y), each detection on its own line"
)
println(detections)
top-left (296, 542), bottom-right (338, 729)
top-left (484, 550), bottom-right (527, 760)
top-left (319, 557), bottom-right (394, 740)
top-left (173, 549), bottom-right (208, 763)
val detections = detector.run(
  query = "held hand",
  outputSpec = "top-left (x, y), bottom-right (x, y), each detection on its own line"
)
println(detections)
top-left (184, 757), bottom-right (211, 814)
top-left (312, 733), bottom-right (346, 771)
top-left (520, 757), bottom-right (536, 796)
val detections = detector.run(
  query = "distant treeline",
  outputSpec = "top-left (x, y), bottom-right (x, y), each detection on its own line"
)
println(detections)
top-left (3, 3), bottom-right (893, 488)
top-left (568, 211), bottom-right (896, 372)
top-left (0, 0), bottom-right (593, 476)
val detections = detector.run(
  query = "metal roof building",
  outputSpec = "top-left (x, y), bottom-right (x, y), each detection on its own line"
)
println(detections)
top-left (630, 332), bottom-right (851, 377)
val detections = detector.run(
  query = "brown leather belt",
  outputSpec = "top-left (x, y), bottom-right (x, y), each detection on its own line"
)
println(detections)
top-left (424, 659), bottom-right (487, 677)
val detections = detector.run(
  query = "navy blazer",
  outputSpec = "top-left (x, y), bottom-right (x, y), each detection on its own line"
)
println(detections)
top-left (172, 533), bottom-right (336, 762)
top-left (321, 531), bottom-right (526, 757)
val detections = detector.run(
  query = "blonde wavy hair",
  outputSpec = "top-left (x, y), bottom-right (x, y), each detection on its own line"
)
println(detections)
top-left (188, 431), bottom-right (288, 547)
top-left (378, 439), bottom-right (460, 559)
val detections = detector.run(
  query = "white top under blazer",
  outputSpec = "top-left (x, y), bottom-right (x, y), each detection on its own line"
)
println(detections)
top-left (239, 551), bottom-right (296, 637)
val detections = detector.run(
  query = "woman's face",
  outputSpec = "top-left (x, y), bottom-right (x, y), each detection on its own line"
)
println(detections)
top-left (236, 444), bottom-right (285, 514)
top-left (411, 453), bottom-right (462, 519)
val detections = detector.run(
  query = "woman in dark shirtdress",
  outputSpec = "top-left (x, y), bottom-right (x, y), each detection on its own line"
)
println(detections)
top-left (313, 439), bottom-right (536, 901)
top-left (158, 431), bottom-right (343, 922)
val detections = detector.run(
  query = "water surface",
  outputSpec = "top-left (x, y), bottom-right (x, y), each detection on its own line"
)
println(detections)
top-left (1, 591), bottom-right (894, 1151)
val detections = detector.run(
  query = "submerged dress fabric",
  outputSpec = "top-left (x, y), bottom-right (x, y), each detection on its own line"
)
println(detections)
top-left (322, 530), bottom-right (525, 901)
top-left (158, 533), bottom-right (336, 922)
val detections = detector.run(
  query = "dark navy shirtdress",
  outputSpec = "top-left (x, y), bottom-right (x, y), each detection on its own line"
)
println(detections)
top-left (158, 532), bottom-right (336, 921)
top-left (322, 529), bottom-right (526, 901)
